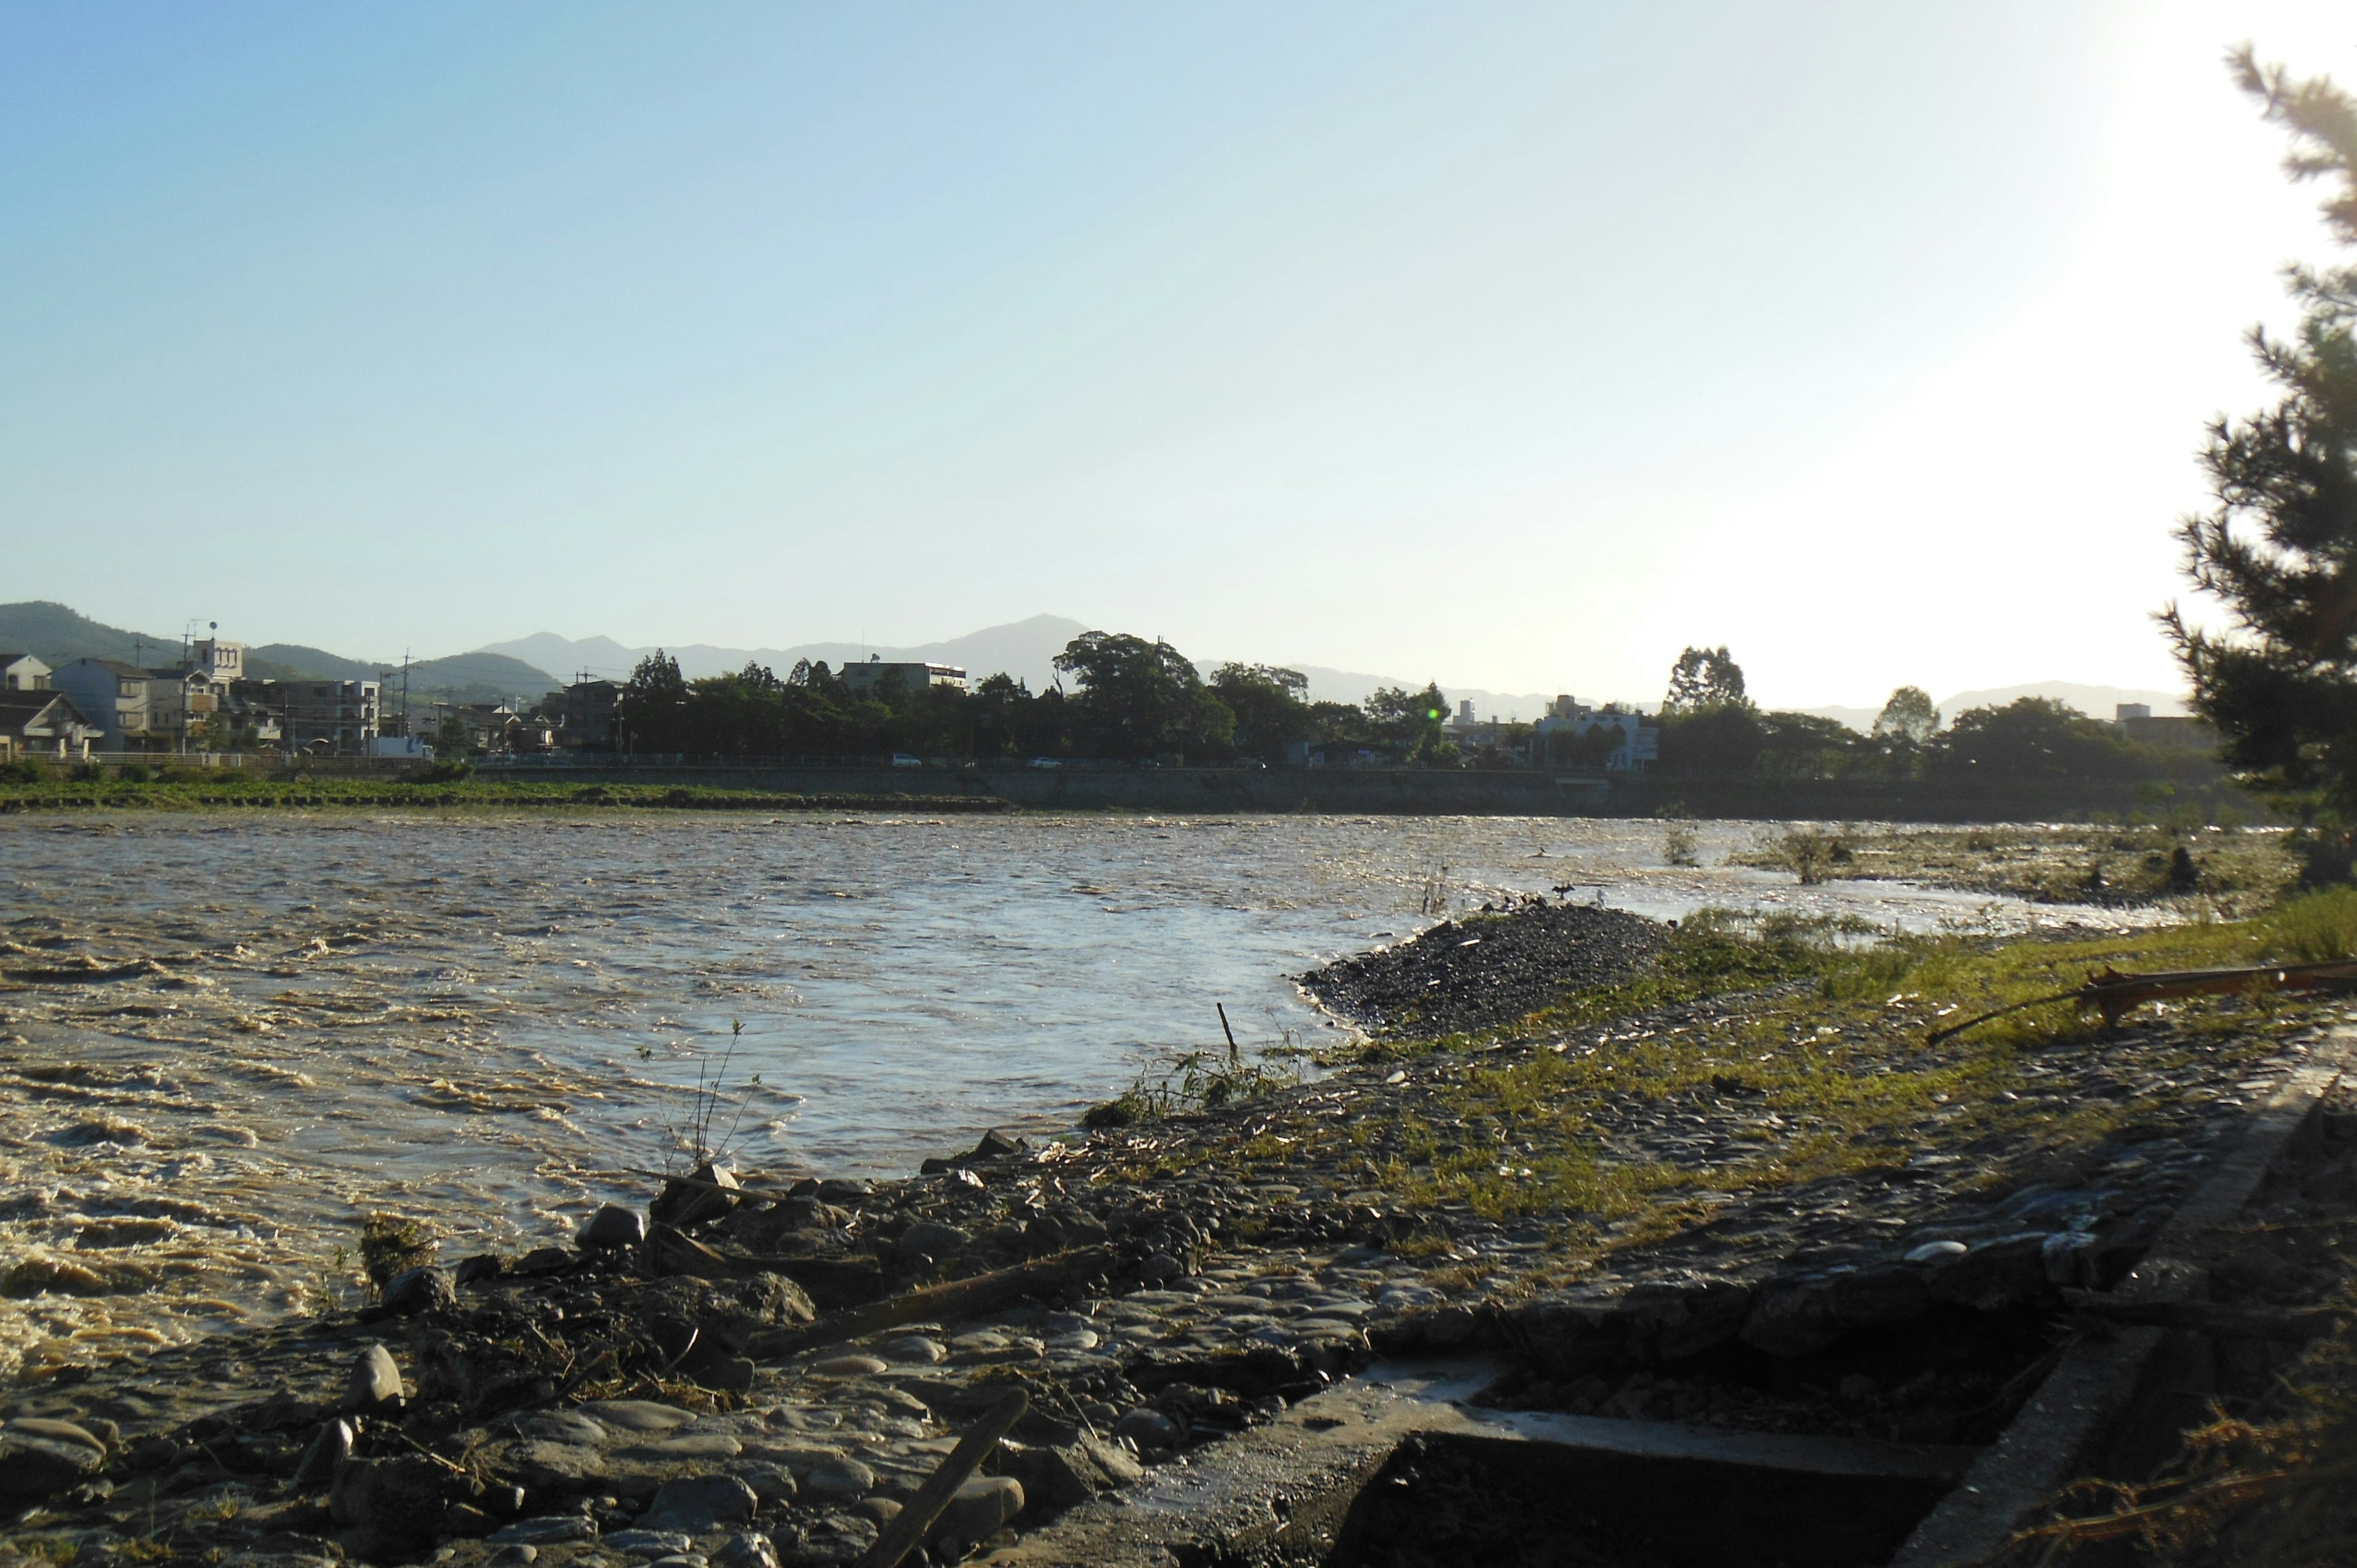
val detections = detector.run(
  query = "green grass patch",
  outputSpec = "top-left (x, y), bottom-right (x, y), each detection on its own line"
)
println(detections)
top-left (1118, 895), bottom-right (2350, 1280)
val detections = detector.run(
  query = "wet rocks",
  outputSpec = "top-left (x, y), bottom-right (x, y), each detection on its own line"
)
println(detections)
top-left (0, 1416), bottom-right (107, 1504)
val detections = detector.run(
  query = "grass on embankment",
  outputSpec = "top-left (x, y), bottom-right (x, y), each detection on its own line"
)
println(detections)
top-left (1120, 889), bottom-right (2357, 1272)
top-left (0, 775), bottom-right (1010, 812)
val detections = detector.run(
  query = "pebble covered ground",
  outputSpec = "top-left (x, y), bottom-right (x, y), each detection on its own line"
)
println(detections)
top-left (2, 900), bottom-right (2350, 1568)
top-left (1297, 902), bottom-right (1669, 1038)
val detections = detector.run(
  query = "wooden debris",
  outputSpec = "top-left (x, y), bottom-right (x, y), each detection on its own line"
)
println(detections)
top-left (852, 1388), bottom-right (1029, 1568)
top-left (749, 1246), bottom-right (1118, 1360)
top-left (1927, 959), bottom-right (2357, 1045)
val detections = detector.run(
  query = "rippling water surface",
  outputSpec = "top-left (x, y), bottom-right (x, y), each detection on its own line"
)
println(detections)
top-left (0, 809), bottom-right (2143, 1375)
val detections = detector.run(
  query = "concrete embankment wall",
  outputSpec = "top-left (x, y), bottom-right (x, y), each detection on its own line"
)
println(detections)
top-left (478, 763), bottom-right (2200, 821)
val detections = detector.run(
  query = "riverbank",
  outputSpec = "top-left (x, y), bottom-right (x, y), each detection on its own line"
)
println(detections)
top-left (4, 893), bottom-right (2352, 1564)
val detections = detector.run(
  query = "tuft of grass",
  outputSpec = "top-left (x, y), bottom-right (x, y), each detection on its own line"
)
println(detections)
top-left (357, 1213), bottom-right (436, 1286)
top-left (2266, 885), bottom-right (2357, 963)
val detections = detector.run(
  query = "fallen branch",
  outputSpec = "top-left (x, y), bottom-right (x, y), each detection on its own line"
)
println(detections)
top-left (853, 1388), bottom-right (1029, 1568)
top-left (1927, 959), bottom-right (2357, 1045)
top-left (749, 1246), bottom-right (1118, 1360)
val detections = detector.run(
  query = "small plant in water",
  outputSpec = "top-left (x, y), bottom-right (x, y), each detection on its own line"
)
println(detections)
top-left (1663, 826), bottom-right (1700, 868)
top-left (358, 1213), bottom-right (436, 1286)
top-left (639, 1019), bottom-right (764, 1172)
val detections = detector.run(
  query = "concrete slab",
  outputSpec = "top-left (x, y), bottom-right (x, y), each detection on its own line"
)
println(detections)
top-left (987, 1356), bottom-right (1980, 1567)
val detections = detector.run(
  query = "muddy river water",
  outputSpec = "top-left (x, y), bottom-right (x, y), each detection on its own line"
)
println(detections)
top-left (0, 810), bottom-right (2143, 1378)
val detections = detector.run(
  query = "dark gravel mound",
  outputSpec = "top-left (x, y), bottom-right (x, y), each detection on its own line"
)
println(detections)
top-left (1300, 901), bottom-right (1670, 1038)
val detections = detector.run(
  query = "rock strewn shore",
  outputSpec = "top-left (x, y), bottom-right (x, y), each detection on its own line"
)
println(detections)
top-left (2, 912), bottom-right (2351, 1567)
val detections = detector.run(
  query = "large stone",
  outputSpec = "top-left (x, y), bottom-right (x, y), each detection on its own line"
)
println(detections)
top-left (932, 1476), bottom-right (1024, 1552)
top-left (582, 1205), bottom-right (648, 1249)
top-left (997, 1438), bottom-right (1144, 1512)
top-left (1111, 1407), bottom-right (1180, 1454)
top-left (651, 1164), bottom-right (740, 1229)
top-left (343, 1343), bottom-right (404, 1412)
top-left (712, 1533), bottom-right (780, 1568)
top-left (330, 1454), bottom-right (452, 1537)
top-left (487, 1516), bottom-right (602, 1547)
top-left (800, 1458), bottom-right (875, 1503)
top-left (290, 1418), bottom-right (354, 1488)
top-left (732, 1463), bottom-right (797, 1506)
top-left (582, 1400), bottom-right (695, 1435)
top-left (782, 1514), bottom-right (876, 1567)
top-left (894, 1221), bottom-right (970, 1264)
top-left (0, 1418), bottom-right (106, 1505)
top-left (382, 1265), bottom-right (457, 1316)
top-left (640, 1473), bottom-right (759, 1532)
top-left (605, 1530), bottom-right (695, 1556)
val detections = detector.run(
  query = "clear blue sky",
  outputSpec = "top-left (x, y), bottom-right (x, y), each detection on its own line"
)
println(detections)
top-left (3, 2), bottom-right (2350, 706)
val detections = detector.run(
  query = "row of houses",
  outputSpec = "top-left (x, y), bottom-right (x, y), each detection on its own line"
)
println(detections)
top-left (0, 641), bottom-right (385, 759)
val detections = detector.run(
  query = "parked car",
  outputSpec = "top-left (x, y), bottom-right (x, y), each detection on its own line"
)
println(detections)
top-left (890, 753), bottom-right (922, 768)
top-left (1026, 757), bottom-right (1061, 770)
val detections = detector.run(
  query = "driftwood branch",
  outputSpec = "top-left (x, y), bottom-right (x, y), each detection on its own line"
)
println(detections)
top-left (852, 1388), bottom-right (1030, 1568)
top-left (1928, 959), bottom-right (2357, 1045)
top-left (749, 1246), bottom-right (1118, 1360)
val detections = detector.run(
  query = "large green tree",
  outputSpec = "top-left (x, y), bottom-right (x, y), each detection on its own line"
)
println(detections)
top-left (2164, 51), bottom-right (2357, 826)
top-left (1363, 682), bottom-right (1452, 762)
top-left (1053, 632), bottom-right (1234, 759)
top-left (1209, 663), bottom-right (1311, 757)
top-left (1663, 646), bottom-right (1748, 711)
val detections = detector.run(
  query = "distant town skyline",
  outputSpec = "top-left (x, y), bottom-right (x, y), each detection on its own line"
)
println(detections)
top-left (4, 3), bottom-right (2351, 708)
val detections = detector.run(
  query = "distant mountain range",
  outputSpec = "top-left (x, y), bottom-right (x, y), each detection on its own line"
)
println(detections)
top-left (4, 600), bottom-right (2191, 728)
top-left (0, 601), bottom-right (563, 706)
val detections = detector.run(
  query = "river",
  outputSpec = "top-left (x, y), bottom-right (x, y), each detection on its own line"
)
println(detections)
top-left (0, 809), bottom-right (2141, 1377)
